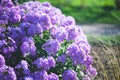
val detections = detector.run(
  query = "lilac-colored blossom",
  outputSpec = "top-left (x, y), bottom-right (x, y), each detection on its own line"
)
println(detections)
top-left (42, 39), bottom-right (60, 55)
top-left (48, 73), bottom-right (59, 80)
top-left (62, 69), bottom-right (77, 80)
top-left (57, 54), bottom-right (66, 64)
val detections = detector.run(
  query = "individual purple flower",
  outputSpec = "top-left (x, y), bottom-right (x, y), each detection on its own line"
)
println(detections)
top-left (49, 7), bottom-right (61, 16)
top-left (50, 27), bottom-right (68, 42)
top-left (67, 26), bottom-right (79, 40)
top-left (66, 43), bottom-right (86, 65)
top-left (20, 22), bottom-right (31, 31)
top-left (83, 55), bottom-right (93, 67)
top-left (48, 8), bottom-right (61, 24)
top-left (62, 69), bottom-right (77, 80)
top-left (32, 70), bottom-right (48, 80)
top-left (66, 43), bottom-right (79, 57)
top-left (77, 41), bottom-right (91, 55)
top-left (0, 37), bottom-right (17, 55)
top-left (48, 73), bottom-right (59, 80)
top-left (73, 48), bottom-right (86, 65)
top-left (33, 56), bottom-right (56, 70)
top-left (42, 2), bottom-right (51, 7)
top-left (87, 66), bottom-right (97, 77)
top-left (74, 26), bottom-right (87, 42)
top-left (23, 12), bottom-right (41, 24)
top-left (4, 67), bottom-right (17, 80)
top-left (38, 14), bottom-right (52, 31)
top-left (8, 8), bottom-right (21, 23)
top-left (82, 75), bottom-right (91, 80)
top-left (27, 23), bottom-right (43, 36)
top-left (61, 16), bottom-right (75, 27)
top-left (57, 54), bottom-right (66, 64)
top-left (20, 41), bottom-right (36, 57)
top-left (33, 58), bottom-right (49, 70)
top-left (36, 23), bottom-right (43, 34)
top-left (1, 47), bottom-right (9, 54)
top-left (47, 56), bottom-right (56, 68)
top-left (21, 37), bottom-right (34, 44)
top-left (50, 15), bottom-right (60, 25)
top-left (20, 60), bottom-right (29, 70)
top-left (15, 60), bottom-right (30, 75)
top-left (23, 76), bottom-right (33, 80)
top-left (0, 54), bottom-right (5, 68)
top-left (27, 24), bottom-right (37, 36)
top-left (9, 27), bottom-right (24, 40)
top-left (42, 39), bottom-right (60, 55)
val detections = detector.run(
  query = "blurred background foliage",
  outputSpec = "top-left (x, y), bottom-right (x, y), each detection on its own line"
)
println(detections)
top-left (17, 0), bottom-right (120, 24)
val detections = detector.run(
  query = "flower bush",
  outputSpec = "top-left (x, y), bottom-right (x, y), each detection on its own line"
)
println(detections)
top-left (0, 0), bottom-right (97, 80)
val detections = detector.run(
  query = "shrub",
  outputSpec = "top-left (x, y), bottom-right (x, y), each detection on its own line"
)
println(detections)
top-left (0, 0), bottom-right (97, 80)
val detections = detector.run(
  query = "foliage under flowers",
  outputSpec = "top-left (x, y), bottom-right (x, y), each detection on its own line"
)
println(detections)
top-left (0, 0), bottom-right (97, 80)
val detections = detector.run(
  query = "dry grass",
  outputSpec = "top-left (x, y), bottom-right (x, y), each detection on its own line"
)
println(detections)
top-left (91, 45), bottom-right (120, 80)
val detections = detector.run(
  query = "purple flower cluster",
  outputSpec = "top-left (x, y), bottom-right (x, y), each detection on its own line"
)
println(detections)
top-left (50, 26), bottom-right (68, 42)
top-left (0, 0), bottom-right (97, 80)
top-left (33, 56), bottom-right (55, 70)
top-left (0, 28), bottom-right (16, 54)
top-left (62, 69), bottom-right (77, 80)
top-left (57, 54), bottom-right (66, 64)
top-left (42, 39), bottom-right (60, 55)
top-left (0, 54), bottom-right (17, 80)
top-left (48, 73), bottom-right (59, 80)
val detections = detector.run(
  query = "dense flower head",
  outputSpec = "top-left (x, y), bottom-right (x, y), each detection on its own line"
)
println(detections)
top-left (20, 41), bottom-right (36, 57)
top-left (62, 69), bottom-right (77, 80)
top-left (0, 0), bottom-right (21, 25)
top-left (83, 55), bottom-right (93, 67)
top-left (33, 58), bottom-right (49, 70)
top-left (0, 66), bottom-right (17, 80)
top-left (32, 70), bottom-right (48, 80)
top-left (42, 39), bottom-right (60, 55)
top-left (33, 56), bottom-right (55, 70)
top-left (0, 0), bottom-right (97, 80)
top-left (23, 76), bottom-right (33, 80)
top-left (15, 60), bottom-right (29, 70)
top-left (87, 66), bottom-right (97, 77)
top-left (8, 7), bottom-right (21, 23)
top-left (82, 75), bottom-right (91, 80)
top-left (67, 43), bottom-right (85, 65)
top-left (48, 73), bottom-right (59, 80)
top-left (67, 26), bottom-right (79, 40)
top-left (47, 56), bottom-right (56, 68)
top-left (0, 37), bottom-right (17, 57)
top-left (50, 26), bottom-right (68, 42)
top-left (61, 16), bottom-right (75, 27)
top-left (77, 41), bottom-right (91, 54)
top-left (57, 54), bottom-right (66, 64)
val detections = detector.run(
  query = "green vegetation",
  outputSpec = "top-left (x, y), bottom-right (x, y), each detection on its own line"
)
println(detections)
top-left (62, 8), bottom-right (120, 24)
top-left (87, 35), bottom-right (120, 46)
